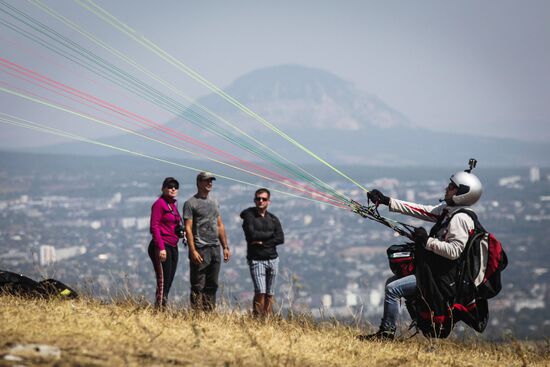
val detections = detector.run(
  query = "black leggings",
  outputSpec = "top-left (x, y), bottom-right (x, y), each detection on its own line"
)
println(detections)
top-left (148, 241), bottom-right (179, 307)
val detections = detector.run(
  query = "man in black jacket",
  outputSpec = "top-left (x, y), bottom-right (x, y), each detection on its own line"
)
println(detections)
top-left (240, 188), bottom-right (284, 317)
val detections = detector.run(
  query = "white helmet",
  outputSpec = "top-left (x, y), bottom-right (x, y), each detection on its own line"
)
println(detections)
top-left (449, 171), bottom-right (483, 206)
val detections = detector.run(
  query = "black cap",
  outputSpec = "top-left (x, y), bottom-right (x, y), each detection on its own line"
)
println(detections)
top-left (162, 177), bottom-right (179, 189)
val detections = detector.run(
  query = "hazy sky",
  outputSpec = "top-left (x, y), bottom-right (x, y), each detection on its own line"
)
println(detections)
top-left (1, 0), bottom-right (549, 147)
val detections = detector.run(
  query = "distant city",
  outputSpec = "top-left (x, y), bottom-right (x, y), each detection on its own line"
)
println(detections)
top-left (0, 152), bottom-right (549, 339)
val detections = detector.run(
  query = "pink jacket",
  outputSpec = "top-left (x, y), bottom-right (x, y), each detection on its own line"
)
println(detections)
top-left (150, 196), bottom-right (181, 250)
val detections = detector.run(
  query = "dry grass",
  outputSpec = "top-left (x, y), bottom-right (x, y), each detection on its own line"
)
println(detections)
top-left (0, 295), bottom-right (548, 366)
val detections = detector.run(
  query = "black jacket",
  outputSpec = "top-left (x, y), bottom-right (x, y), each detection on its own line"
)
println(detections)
top-left (240, 207), bottom-right (284, 260)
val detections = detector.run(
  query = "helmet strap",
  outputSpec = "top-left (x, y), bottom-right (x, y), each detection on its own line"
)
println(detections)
top-left (445, 197), bottom-right (456, 206)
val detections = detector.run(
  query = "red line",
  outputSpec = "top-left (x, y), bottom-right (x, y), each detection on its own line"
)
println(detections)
top-left (0, 33), bottom-right (173, 122)
top-left (0, 59), bottom-right (346, 207)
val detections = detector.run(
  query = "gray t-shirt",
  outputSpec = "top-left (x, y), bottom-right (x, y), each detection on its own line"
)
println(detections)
top-left (182, 194), bottom-right (220, 248)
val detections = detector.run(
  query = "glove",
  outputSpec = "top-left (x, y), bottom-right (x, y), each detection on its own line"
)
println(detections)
top-left (367, 189), bottom-right (390, 206)
top-left (413, 227), bottom-right (428, 248)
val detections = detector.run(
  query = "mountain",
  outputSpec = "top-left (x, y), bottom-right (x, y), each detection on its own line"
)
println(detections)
top-left (165, 64), bottom-right (547, 166)
top-left (35, 64), bottom-right (549, 167)
top-left (189, 64), bottom-right (411, 131)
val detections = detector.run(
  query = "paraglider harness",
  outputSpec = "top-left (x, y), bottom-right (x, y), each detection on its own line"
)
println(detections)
top-left (412, 209), bottom-right (507, 338)
top-left (349, 159), bottom-right (508, 338)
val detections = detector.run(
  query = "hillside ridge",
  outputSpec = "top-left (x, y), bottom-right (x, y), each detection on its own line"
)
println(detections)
top-left (1, 295), bottom-right (548, 366)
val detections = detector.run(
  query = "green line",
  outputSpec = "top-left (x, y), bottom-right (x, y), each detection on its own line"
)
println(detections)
top-left (77, 0), bottom-right (368, 194)
top-left (1, 1), bottom-right (349, 203)
top-left (1, 1), bottom-right (352, 204)
top-left (28, 0), bottom-right (344, 202)
top-left (0, 86), bottom-right (343, 207)
top-left (0, 113), bottom-right (345, 208)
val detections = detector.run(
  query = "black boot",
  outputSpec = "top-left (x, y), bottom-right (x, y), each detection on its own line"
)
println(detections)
top-left (357, 328), bottom-right (395, 341)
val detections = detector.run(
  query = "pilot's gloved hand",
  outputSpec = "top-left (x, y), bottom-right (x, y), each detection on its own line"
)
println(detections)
top-left (367, 189), bottom-right (390, 206)
top-left (413, 227), bottom-right (428, 248)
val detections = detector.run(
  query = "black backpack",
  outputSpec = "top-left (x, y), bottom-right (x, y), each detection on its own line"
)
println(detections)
top-left (0, 270), bottom-right (78, 299)
top-left (412, 210), bottom-right (508, 338)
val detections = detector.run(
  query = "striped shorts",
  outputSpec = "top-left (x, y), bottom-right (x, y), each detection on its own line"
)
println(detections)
top-left (248, 257), bottom-right (279, 295)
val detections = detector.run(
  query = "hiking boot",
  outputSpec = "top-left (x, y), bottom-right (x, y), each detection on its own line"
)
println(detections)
top-left (357, 329), bottom-right (395, 341)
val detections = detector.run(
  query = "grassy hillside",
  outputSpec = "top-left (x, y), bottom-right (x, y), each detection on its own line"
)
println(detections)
top-left (0, 295), bottom-right (548, 366)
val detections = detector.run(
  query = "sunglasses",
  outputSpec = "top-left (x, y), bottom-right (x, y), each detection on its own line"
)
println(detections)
top-left (254, 197), bottom-right (269, 202)
top-left (165, 184), bottom-right (179, 190)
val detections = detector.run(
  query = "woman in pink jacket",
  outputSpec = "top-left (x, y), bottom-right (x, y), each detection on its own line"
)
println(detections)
top-left (148, 177), bottom-right (184, 308)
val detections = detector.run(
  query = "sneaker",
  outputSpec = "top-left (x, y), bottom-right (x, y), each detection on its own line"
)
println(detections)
top-left (357, 329), bottom-right (395, 341)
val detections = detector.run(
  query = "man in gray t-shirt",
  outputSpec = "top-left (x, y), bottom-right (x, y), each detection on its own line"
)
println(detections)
top-left (183, 171), bottom-right (231, 311)
top-left (183, 195), bottom-right (220, 247)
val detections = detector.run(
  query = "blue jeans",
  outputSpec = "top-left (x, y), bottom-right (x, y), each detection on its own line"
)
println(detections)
top-left (381, 275), bottom-right (417, 331)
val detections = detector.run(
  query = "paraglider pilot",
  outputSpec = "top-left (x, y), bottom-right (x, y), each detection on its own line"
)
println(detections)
top-left (359, 162), bottom-right (482, 340)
